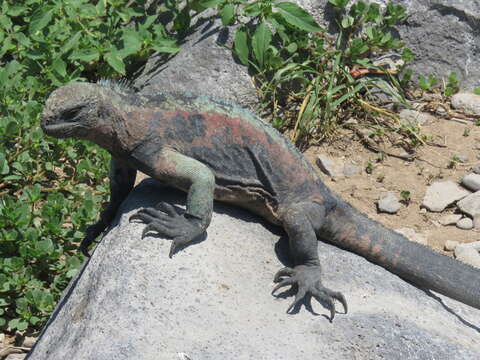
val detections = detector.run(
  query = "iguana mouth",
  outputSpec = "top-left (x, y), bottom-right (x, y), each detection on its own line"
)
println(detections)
top-left (41, 119), bottom-right (80, 138)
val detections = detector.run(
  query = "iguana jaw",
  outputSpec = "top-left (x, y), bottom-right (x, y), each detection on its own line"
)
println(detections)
top-left (41, 120), bottom-right (81, 138)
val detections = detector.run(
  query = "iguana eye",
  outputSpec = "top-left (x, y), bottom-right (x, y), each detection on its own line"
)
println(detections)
top-left (62, 107), bottom-right (82, 122)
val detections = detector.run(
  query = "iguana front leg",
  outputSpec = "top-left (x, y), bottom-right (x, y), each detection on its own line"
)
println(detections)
top-left (129, 147), bottom-right (215, 258)
top-left (81, 158), bottom-right (136, 256)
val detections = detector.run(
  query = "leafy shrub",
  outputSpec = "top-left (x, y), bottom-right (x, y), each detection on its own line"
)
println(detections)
top-left (0, 0), bottom-right (180, 332)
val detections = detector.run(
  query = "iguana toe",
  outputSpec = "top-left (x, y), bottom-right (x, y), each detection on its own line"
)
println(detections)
top-left (272, 264), bottom-right (347, 321)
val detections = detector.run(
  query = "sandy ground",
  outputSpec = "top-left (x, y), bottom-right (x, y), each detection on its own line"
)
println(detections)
top-left (304, 116), bottom-right (480, 255)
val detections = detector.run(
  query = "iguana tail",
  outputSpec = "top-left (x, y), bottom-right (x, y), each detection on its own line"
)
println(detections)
top-left (323, 201), bottom-right (480, 310)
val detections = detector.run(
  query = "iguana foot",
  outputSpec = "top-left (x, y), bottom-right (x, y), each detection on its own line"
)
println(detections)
top-left (129, 202), bottom-right (204, 258)
top-left (272, 265), bottom-right (347, 321)
top-left (79, 220), bottom-right (108, 257)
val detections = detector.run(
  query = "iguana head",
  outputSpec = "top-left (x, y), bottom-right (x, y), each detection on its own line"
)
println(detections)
top-left (41, 82), bottom-right (111, 139)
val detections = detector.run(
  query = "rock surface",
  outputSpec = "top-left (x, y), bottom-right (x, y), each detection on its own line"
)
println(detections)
top-left (422, 181), bottom-right (470, 212)
top-left (455, 241), bottom-right (480, 269)
top-left (456, 217), bottom-right (474, 230)
top-left (452, 93), bottom-right (480, 116)
top-left (457, 191), bottom-right (480, 217)
top-left (27, 180), bottom-right (480, 360)
top-left (394, 227), bottom-right (427, 246)
top-left (439, 214), bottom-right (463, 226)
top-left (316, 155), bottom-right (344, 178)
top-left (462, 174), bottom-right (480, 192)
top-left (377, 193), bottom-right (401, 214)
top-left (444, 240), bottom-right (459, 251)
top-left (399, 109), bottom-right (435, 126)
top-left (134, 1), bottom-right (480, 111)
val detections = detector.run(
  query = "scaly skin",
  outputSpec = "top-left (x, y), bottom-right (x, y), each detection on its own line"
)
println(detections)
top-left (41, 82), bottom-right (480, 320)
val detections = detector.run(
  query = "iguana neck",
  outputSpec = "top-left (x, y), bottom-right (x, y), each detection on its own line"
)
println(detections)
top-left (84, 100), bottom-right (134, 158)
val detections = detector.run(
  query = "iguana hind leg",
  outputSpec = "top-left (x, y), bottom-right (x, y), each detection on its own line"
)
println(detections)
top-left (273, 202), bottom-right (347, 321)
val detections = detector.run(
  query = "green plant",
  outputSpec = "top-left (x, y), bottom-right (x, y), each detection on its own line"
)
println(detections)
top-left (193, 0), bottom-right (411, 146)
top-left (0, 0), bottom-right (182, 332)
top-left (443, 72), bottom-right (459, 97)
top-left (463, 128), bottom-right (471, 137)
top-left (474, 87), bottom-right (480, 95)
top-left (448, 156), bottom-right (460, 169)
top-left (400, 190), bottom-right (411, 205)
top-left (366, 161), bottom-right (374, 174)
top-left (418, 74), bottom-right (439, 91)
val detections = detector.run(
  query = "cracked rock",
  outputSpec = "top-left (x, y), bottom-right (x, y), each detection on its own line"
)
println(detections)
top-left (422, 181), bottom-right (470, 212)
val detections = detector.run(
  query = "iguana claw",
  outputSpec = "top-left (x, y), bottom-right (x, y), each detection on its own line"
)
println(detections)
top-left (272, 265), bottom-right (347, 321)
top-left (129, 202), bottom-right (204, 258)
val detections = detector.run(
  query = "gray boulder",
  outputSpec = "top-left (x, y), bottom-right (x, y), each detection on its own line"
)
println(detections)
top-left (27, 180), bottom-right (480, 360)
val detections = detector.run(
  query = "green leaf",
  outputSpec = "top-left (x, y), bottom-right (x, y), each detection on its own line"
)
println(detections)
top-left (220, 4), bottom-right (235, 26)
top-left (474, 88), bottom-right (480, 95)
top-left (52, 58), bottom-right (67, 77)
top-left (105, 52), bottom-right (126, 74)
top-left (275, 2), bottom-right (323, 32)
top-left (120, 29), bottom-right (142, 57)
top-left (252, 23), bottom-right (272, 68)
top-left (0, 152), bottom-right (9, 175)
top-left (36, 239), bottom-right (54, 255)
top-left (62, 31), bottom-right (82, 54)
top-left (29, 7), bottom-right (54, 35)
top-left (234, 28), bottom-right (249, 66)
top-left (70, 49), bottom-right (100, 63)
top-left (194, 0), bottom-right (223, 9)
top-left (8, 318), bottom-right (28, 331)
top-left (151, 39), bottom-right (180, 54)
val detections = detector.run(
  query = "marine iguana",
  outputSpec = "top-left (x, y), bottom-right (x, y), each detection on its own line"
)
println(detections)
top-left (41, 81), bottom-right (480, 320)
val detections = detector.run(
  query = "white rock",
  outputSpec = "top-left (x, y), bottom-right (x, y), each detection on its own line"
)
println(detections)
top-left (22, 336), bottom-right (36, 348)
top-left (5, 355), bottom-right (26, 360)
top-left (395, 227), bottom-right (427, 245)
top-left (451, 92), bottom-right (480, 116)
top-left (422, 181), bottom-right (470, 212)
top-left (316, 155), bottom-right (344, 178)
top-left (473, 215), bottom-right (480, 230)
top-left (455, 242), bottom-right (480, 268)
top-left (399, 109), bottom-right (435, 125)
top-left (438, 214), bottom-right (463, 226)
top-left (377, 193), bottom-right (401, 214)
top-left (457, 191), bottom-right (480, 217)
top-left (456, 217), bottom-right (473, 230)
top-left (444, 240), bottom-right (459, 251)
top-left (461, 174), bottom-right (480, 191)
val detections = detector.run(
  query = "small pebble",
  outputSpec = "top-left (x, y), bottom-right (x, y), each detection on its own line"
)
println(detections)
top-left (395, 227), bottom-right (427, 245)
top-left (377, 193), bottom-right (401, 214)
top-left (456, 217), bottom-right (473, 230)
top-left (455, 241), bottom-right (480, 268)
top-left (461, 174), bottom-right (480, 191)
top-left (22, 336), bottom-right (36, 348)
top-left (444, 240), bottom-right (459, 251)
top-left (439, 214), bottom-right (463, 226)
